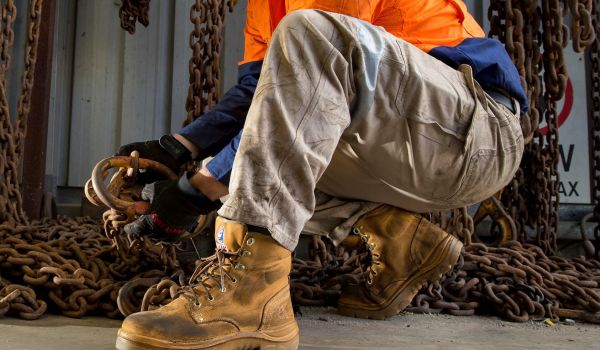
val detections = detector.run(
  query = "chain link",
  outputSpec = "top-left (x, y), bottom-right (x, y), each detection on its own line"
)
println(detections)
top-left (530, 0), bottom-right (567, 255)
top-left (118, 0), bottom-right (151, 35)
top-left (0, 0), bottom-right (36, 225)
top-left (184, 0), bottom-right (236, 126)
top-left (568, 0), bottom-right (595, 51)
top-left (14, 0), bottom-right (43, 166)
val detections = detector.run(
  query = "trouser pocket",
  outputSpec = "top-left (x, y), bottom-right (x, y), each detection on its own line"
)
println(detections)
top-left (444, 66), bottom-right (524, 207)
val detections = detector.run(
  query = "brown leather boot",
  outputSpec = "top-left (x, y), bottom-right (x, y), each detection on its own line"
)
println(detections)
top-left (116, 217), bottom-right (299, 350)
top-left (337, 205), bottom-right (463, 320)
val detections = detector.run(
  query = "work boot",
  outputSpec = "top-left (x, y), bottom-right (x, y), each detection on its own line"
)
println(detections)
top-left (337, 205), bottom-right (463, 320)
top-left (116, 217), bottom-right (299, 350)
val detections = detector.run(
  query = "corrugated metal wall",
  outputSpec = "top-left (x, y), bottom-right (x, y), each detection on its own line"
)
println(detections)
top-left (45, 0), bottom-right (247, 188)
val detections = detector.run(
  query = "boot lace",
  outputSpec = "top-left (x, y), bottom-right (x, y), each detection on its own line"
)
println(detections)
top-left (353, 227), bottom-right (381, 286)
top-left (179, 248), bottom-right (241, 305)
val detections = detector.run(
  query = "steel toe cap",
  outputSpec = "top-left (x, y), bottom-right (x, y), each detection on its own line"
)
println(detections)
top-left (118, 298), bottom-right (238, 347)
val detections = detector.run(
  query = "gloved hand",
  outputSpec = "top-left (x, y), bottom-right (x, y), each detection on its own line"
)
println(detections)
top-left (117, 136), bottom-right (191, 174)
top-left (124, 173), bottom-right (221, 242)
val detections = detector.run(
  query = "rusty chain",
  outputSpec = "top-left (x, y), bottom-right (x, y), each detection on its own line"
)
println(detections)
top-left (290, 236), bottom-right (367, 306)
top-left (184, 0), bottom-right (236, 125)
top-left (539, 0), bottom-right (567, 254)
top-left (493, 0), bottom-right (541, 248)
top-left (0, 216), bottom-right (188, 319)
top-left (0, 0), bottom-right (19, 225)
top-left (119, 0), bottom-right (151, 35)
top-left (14, 0), bottom-right (43, 178)
top-left (407, 241), bottom-right (600, 322)
top-left (568, 0), bottom-right (595, 51)
top-left (0, 284), bottom-right (47, 320)
top-left (0, 0), bottom-right (40, 225)
top-left (492, 0), bottom-right (596, 255)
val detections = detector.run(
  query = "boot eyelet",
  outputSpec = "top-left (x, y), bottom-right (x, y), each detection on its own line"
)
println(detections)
top-left (367, 243), bottom-right (376, 250)
top-left (208, 295), bottom-right (215, 302)
top-left (353, 227), bottom-right (361, 235)
top-left (246, 238), bottom-right (255, 246)
top-left (235, 263), bottom-right (246, 270)
top-left (231, 277), bottom-right (237, 284)
top-left (194, 301), bottom-right (201, 307)
top-left (241, 250), bottom-right (252, 257)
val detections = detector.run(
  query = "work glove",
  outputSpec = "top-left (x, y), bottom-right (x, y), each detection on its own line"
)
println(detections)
top-left (117, 136), bottom-right (192, 176)
top-left (124, 173), bottom-right (221, 242)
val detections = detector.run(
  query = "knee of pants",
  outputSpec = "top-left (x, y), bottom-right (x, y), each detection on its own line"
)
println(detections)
top-left (274, 9), bottom-right (331, 38)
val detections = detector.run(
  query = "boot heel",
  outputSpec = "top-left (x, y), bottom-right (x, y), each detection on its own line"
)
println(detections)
top-left (425, 235), bottom-right (463, 284)
top-left (387, 235), bottom-right (463, 317)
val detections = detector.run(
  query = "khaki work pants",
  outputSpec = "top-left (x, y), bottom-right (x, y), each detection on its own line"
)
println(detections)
top-left (218, 10), bottom-right (524, 251)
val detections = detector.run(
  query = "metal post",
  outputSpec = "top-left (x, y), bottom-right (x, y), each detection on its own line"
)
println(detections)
top-left (22, 0), bottom-right (56, 220)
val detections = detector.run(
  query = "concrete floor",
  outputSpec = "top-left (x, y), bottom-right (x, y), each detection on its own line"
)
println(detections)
top-left (1, 307), bottom-right (599, 350)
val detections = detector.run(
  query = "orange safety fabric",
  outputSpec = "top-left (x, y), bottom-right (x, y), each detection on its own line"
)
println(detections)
top-left (242, 0), bottom-right (485, 64)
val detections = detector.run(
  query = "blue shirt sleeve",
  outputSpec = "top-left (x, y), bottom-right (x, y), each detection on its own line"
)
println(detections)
top-left (429, 38), bottom-right (528, 114)
top-left (178, 61), bottom-right (263, 159)
top-left (205, 129), bottom-right (242, 185)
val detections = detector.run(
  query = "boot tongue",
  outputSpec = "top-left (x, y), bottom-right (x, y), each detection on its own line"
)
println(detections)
top-left (214, 217), bottom-right (247, 252)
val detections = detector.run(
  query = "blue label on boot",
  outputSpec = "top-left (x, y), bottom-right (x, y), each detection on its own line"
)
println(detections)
top-left (216, 225), bottom-right (227, 251)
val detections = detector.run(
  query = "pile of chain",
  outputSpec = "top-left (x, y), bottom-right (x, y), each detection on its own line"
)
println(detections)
top-left (290, 236), bottom-right (368, 306)
top-left (407, 241), bottom-right (600, 322)
top-left (0, 216), bottom-right (186, 319)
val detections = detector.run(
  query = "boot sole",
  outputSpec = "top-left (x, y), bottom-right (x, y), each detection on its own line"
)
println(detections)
top-left (338, 235), bottom-right (463, 320)
top-left (116, 330), bottom-right (299, 350)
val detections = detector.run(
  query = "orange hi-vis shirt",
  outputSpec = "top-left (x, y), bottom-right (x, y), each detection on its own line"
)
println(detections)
top-left (242, 0), bottom-right (485, 64)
